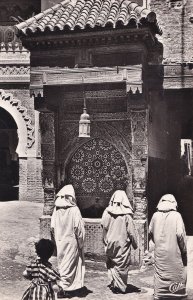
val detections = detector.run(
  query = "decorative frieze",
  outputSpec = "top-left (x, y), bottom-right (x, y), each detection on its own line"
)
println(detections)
top-left (22, 29), bottom-right (157, 52)
top-left (86, 89), bottom-right (126, 98)
top-left (0, 66), bottom-right (30, 83)
top-left (59, 88), bottom-right (127, 113)
top-left (0, 42), bottom-right (30, 65)
top-left (62, 112), bottom-right (131, 121)
top-left (0, 66), bottom-right (30, 75)
top-left (0, 40), bottom-right (30, 83)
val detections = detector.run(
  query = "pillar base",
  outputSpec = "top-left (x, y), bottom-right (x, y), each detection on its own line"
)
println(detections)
top-left (131, 219), bottom-right (148, 265)
top-left (40, 215), bottom-right (52, 240)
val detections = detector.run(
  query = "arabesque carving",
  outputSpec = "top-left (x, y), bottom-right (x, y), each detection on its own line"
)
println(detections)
top-left (59, 120), bottom-right (132, 169)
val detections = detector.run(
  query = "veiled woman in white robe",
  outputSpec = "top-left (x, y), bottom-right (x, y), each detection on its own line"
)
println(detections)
top-left (149, 194), bottom-right (187, 300)
top-left (101, 190), bottom-right (138, 293)
top-left (51, 185), bottom-right (85, 292)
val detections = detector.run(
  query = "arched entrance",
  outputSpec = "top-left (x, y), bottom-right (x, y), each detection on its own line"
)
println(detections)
top-left (0, 89), bottom-right (35, 201)
top-left (66, 138), bottom-right (128, 217)
top-left (0, 107), bottom-right (19, 200)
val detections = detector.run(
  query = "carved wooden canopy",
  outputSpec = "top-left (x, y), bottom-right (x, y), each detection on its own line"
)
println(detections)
top-left (14, 1), bottom-right (163, 68)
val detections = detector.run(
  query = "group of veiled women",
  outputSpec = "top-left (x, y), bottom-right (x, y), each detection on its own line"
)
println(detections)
top-left (22, 184), bottom-right (188, 300)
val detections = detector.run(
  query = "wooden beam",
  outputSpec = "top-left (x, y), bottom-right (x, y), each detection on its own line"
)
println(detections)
top-left (30, 65), bottom-right (143, 92)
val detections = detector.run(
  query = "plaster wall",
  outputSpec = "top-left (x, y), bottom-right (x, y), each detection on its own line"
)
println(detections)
top-left (166, 92), bottom-right (193, 194)
top-left (150, 0), bottom-right (193, 63)
top-left (147, 91), bottom-right (168, 220)
top-left (41, 0), bottom-right (144, 11)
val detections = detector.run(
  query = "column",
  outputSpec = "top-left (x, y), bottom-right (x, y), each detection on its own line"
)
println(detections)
top-left (19, 157), bottom-right (27, 201)
top-left (131, 109), bottom-right (148, 265)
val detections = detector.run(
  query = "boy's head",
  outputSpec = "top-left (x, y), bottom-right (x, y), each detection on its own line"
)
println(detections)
top-left (35, 239), bottom-right (55, 261)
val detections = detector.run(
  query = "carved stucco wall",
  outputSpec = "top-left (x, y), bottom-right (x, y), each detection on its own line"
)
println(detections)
top-left (130, 109), bottom-right (148, 259)
top-left (131, 109), bottom-right (148, 252)
top-left (0, 89), bottom-right (35, 156)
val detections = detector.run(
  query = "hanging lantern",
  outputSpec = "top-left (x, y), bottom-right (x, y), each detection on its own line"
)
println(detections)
top-left (79, 79), bottom-right (90, 138)
top-left (79, 107), bottom-right (90, 138)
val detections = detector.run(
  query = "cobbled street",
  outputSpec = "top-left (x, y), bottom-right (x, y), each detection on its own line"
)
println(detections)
top-left (0, 201), bottom-right (193, 300)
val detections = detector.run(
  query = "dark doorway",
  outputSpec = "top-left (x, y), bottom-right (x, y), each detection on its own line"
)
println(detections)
top-left (178, 139), bottom-right (193, 235)
top-left (0, 108), bottom-right (19, 200)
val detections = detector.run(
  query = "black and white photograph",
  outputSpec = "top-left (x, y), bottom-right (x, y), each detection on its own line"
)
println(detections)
top-left (0, 0), bottom-right (193, 299)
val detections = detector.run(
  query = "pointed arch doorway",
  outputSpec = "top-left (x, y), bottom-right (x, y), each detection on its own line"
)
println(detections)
top-left (0, 107), bottom-right (19, 200)
top-left (66, 138), bottom-right (128, 217)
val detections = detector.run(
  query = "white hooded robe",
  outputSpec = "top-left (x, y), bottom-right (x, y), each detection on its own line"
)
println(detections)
top-left (149, 194), bottom-right (187, 299)
top-left (51, 185), bottom-right (85, 291)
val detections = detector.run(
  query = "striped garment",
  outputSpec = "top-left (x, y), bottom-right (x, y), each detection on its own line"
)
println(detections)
top-left (22, 259), bottom-right (60, 300)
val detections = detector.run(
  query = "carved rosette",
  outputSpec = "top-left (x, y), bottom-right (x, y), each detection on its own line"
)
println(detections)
top-left (0, 89), bottom-right (35, 148)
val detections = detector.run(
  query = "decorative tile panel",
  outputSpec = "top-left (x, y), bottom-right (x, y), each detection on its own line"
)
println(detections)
top-left (67, 138), bottom-right (128, 197)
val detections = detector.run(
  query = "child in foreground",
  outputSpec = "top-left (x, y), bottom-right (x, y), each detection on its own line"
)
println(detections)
top-left (21, 239), bottom-right (60, 300)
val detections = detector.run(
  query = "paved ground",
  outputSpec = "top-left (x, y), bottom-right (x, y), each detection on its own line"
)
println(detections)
top-left (0, 200), bottom-right (193, 300)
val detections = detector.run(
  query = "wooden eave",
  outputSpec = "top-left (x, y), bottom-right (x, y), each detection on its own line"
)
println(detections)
top-left (20, 27), bottom-right (157, 52)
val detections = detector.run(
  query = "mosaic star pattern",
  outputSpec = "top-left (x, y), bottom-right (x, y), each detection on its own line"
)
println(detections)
top-left (67, 138), bottom-right (127, 195)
